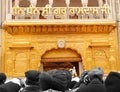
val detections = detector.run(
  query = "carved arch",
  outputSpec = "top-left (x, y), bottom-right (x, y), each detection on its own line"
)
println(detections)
top-left (40, 48), bottom-right (83, 75)
top-left (41, 48), bottom-right (82, 62)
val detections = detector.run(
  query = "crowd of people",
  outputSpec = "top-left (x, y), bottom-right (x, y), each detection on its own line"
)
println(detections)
top-left (0, 67), bottom-right (120, 92)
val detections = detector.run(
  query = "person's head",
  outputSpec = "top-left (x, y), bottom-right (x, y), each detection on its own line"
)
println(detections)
top-left (0, 78), bottom-right (22, 92)
top-left (25, 70), bottom-right (40, 85)
top-left (88, 67), bottom-right (104, 82)
top-left (0, 73), bottom-right (7, 85)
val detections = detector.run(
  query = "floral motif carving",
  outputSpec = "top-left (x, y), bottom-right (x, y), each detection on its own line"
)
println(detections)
top-left (3, 23), bottom-right (116, 34)
top-left (13, 26), bottom-right (18, 33)
top-left (19, 26), bottom-right (24, 33)
top-left (92, 47), bottom-right (110, 73)
top-left (24, 26), bottom-right (30, 33)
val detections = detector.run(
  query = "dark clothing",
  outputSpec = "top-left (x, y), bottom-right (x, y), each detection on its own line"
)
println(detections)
top-left (76, 78), bottom-right (106, 92)
top-left (21, 85), bottom-right (41, 92)
top-left (69, 81), bottom-right (78, 89)
top-left (39, 72), bottom-right (52, 91)
top-left (49, 69), bottom-right (72, 92)
top-left (105, 72), bottom-right (120, 92)
top-left (39, 69), bottom-right (72, 92)
top-left (0, 82), bottom-right (21, 92)
top-left (25, 70), bottom-right (41, 85)
top-left (72, 71), bottom-right (89, 89)
top-left (22, 70), bottom-right (41, 92)
top-left (0, 73), bottom-right (6, 85)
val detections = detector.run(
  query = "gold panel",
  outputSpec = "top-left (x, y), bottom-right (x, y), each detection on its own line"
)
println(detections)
top-left (1, 21), bottom-right (119, 77)
top-left (3, 21), bottom-right (116, 34)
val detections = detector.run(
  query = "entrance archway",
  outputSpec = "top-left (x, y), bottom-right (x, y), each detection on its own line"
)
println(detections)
top-left (41, 48), bottom-right (83, 76)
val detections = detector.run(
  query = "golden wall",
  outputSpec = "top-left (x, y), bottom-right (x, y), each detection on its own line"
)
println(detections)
top-left (2, 21), bottom-right (120, 77)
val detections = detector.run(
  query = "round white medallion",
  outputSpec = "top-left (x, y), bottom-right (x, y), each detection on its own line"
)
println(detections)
top-left (57, 40), bottom-right (65, 48)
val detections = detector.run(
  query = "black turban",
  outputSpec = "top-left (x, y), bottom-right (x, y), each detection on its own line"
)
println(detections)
top-left (25, 70), bottom-right (40, 85)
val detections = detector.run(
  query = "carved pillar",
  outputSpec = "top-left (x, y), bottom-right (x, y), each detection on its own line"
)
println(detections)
top-left (48, 0), bottom-right (54, 19)
top-left (30, 0), bottom-right (39, 19)
top-left (110, 0), bottom-right (116, 19)
top-left (30, 0), bottom-right (37, 6)
top-left (108, 0), bottom-right (113, 19)
top-left (117, 0), bottom-right (120, 20)
top-left (6, 0), bottom-right (12, 20)
top-left (98, 0), bottom-right (103, 18)
top-left (119, 0), bottom-right (120, 14)
top-left (15, 0), bottom-right (19, 6)
top-left (81, 0), bottom-right (88, 19)
top-left (65, 0), bottom-right (70, 19)
top-left (81, 0), bottom-right (88, 7)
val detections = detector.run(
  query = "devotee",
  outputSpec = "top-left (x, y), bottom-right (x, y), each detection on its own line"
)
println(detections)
top-left (75, 74), bottom-right (106, 92)
top-left (71, 70), bottom-right (89, 90)
top-left (20, 70), bottom-right (41, 92)
top-left (49, 69), bottom-right (72, 92)
top-left (88, 67), bottom-right (104, 83)
top-left (105, 71), bottom-right (120, 92)
top-left (39, 69), bottom-right (72, 92)
top-left (75, 67), bottom-right (106, 92)
top-left (0, 78), bottom-right (22, 92)
top-left (39, 71), bottom-right (52, 91)
top-left (69, 76), bottom-right (80, 89)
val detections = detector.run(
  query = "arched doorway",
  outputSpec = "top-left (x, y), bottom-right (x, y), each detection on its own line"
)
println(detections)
top-left (41, 48), bottom-right (83, 76)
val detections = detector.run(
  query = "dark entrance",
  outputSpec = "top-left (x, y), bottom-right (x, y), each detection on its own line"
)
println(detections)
top-left (42, 62), bottom-right (79, 75)
top-left (41, 48), bottom-right (83, 76)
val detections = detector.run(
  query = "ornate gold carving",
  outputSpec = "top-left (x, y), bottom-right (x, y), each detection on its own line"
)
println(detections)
top-left (36, 26), bottom-right (42, 33)
top-left (7, 27), bottom-right (13, 33)
top-left (30, 52), bottom-right (39, 70)
top-left (13, 26), bottom-right (18, 33)
top-left (9, 42), bottom-right (33, 49)
top-left (18, 26), bottom-right (24, 33)
top-left (92, 47), bottom-right (110, 73)
top-left (6, 60), bottom-right (14, 76)
top-left (2, 21), bottom-right (119, 77)
top-left (24, 26), bottom-right (30, 33)
top-left (3, 24), bottom-right (116, 34)
top-left (89, 41), bottom-right (110, 47)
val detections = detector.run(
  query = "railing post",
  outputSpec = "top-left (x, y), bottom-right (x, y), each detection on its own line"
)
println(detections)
top-left (6, 0), bottom-right (12, 20)
top-left (98, 0), bottom-right (103, 19)
top-left (6, 0), bottom-right (9, 20)
top-left (65, 0), bottom-right (70, 19)
top-left (117, 0), bottom-right (120, 20)
top-left (107, 0), bottom-right (112, 19)
top-left (111, 0), bottom-right (116, 20)
top-left (48, 0), bottom-right (54, 19)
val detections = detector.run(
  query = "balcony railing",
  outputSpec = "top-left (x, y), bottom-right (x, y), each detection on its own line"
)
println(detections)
top-left (5, 0), bottom-right (115, 21)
